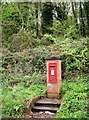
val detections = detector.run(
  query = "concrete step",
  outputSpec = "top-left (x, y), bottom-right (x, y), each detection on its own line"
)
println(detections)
top-left (32, 98), bottom-right (61, 113)
top-left (32, 106), bottom-right (58, 113)
top-left (36, 98), bottom-right (61, 105)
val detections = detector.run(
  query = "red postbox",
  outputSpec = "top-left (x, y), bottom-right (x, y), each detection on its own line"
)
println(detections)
top-left (45, 56), bottom-right (62, 98)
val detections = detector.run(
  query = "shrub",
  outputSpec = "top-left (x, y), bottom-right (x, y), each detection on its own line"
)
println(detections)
top-left (53, 37), bottom-right (89, 74)
top-left (2, 46), bottom-right (52, 86)
top-left (64, 25), bottom-right (80, 39)
top-left (40, 34), bottom-right (56, 45)
top-left (8, 29), bottom-right (36, 52)
top-left (50, 20), bottom-right (66, 37)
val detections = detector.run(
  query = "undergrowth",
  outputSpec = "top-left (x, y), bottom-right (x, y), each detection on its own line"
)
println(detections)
top-left (56, 75), bottom-right (89, 118)
top-left (1, 37), bottom-right (89, 118)
top-left (1, 84), bottom-right (46, 118)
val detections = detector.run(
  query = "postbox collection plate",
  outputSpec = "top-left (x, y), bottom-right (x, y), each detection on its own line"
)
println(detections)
top-left (48, 63), bottom-right (57, 83)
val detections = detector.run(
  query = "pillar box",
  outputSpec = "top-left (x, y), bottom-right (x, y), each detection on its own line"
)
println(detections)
top-left (45, 56), bottom-right (62, 98)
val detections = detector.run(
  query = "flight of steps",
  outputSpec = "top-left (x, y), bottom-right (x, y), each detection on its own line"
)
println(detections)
top-left (32, 98), bottom-right (61, 113)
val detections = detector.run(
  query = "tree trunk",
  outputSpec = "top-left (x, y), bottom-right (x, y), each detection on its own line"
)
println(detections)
top-left (35, 2), bottom-right (39, 37)
top-left (15, 3), bottom-right (25, 31)
top-left (79, 2), bottom-right (86, 37)
top-left (71, 2), bottom-right (77, 25)
top-left (84, 2), bottom-right (89, 37)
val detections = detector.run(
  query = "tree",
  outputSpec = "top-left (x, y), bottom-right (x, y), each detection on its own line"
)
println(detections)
top-left (2, 3), bottom-right (22, 47)
top-left (79, 2), bottom-right (86, 37)
top-left (34, 2), bottom-right (42, 38)
top-left (54, 2), bottom-right (67, 23)
top-left (84, 2), bottom-right (89, 36)
top-left (41, 2), bottom-right (54, 34)
top-left (71, 2), bottom-right (77, 25)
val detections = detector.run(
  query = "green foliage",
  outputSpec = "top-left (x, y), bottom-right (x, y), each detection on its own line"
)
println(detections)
top-left (53, 37), bottom-right (89, 74)
top-left (84, 2), bottom-right (89, 36)
top-left (66, 38), bottom-right (89, 73)
top-left (41, 34), bottom-right (56, 45)
top-left (2, 2), bottom-right (36, 48)
top-left (56, 76), bottom-right (88, 118)
top-left (41, 2), bottom-right (54, 34)
top-left (1, 46), bottom-right (52, 87)
top-left (2, 37), bottom-right (89, 85)
top-left (54, 3), bottom-right (67, 22)
top-left (8, 29), bottom-right (32, 52)
top-left (2, 3), bottom-right (21, 47)
top-left (50, 20), bottom-right (66, 37)
top-left (2, 2), bottom-right (89, 49)
top-left (2, 37), bottom-right (89, 117)
top-left (1, 2), bottom-right (89, 119)
top-left (64, 25), bottom-right (80, 39)
top-left (1, 84), bottom-right (46, 118)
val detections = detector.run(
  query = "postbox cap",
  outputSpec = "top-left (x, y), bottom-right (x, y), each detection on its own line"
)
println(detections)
top-left (45, 55), bottom-right (65, 60)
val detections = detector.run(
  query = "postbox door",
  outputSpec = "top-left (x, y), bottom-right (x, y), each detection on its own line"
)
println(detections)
top-left (48, 63), bottom-right (57, 83)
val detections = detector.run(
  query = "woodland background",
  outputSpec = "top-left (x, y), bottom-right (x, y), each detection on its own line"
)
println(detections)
top-left (1, 2), bottom-right (89, 118)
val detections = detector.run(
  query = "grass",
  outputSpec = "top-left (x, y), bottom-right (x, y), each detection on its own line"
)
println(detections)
top-left (1, 83), bottom-right (46, 118)
top-left (56, 75), bottom-right (88, 118)
top-left (1, 75), bottom-right (88, 118)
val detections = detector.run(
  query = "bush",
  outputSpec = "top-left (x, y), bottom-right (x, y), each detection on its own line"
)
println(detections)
top-left (53, 37), bottom-right (89, 74)
top-left (2, 46), bottom-right (52, 86)
top-left (50, 20), bottom-right (66, 37)
top-left (64, 25), bottom-right (80, 39)
top-left (40, 34), bottom-right (56, 45)
top-left (8, 29), bottom-right (33, 52)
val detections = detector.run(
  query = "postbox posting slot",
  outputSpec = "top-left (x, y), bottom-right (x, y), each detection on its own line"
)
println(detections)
top-left (48, 63), bottom-right (57, 83)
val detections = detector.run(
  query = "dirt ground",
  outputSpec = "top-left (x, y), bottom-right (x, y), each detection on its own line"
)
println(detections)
top-left (31, 111), bottom-right (56, 118)
top-left (24, 111), bottom-right (56, 118)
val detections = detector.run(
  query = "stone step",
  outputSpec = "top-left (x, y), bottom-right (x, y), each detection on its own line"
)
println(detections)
top-left (32, 106), bottom-right (58, 113)
top-left (36, 98), bottom-right (61, 105)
